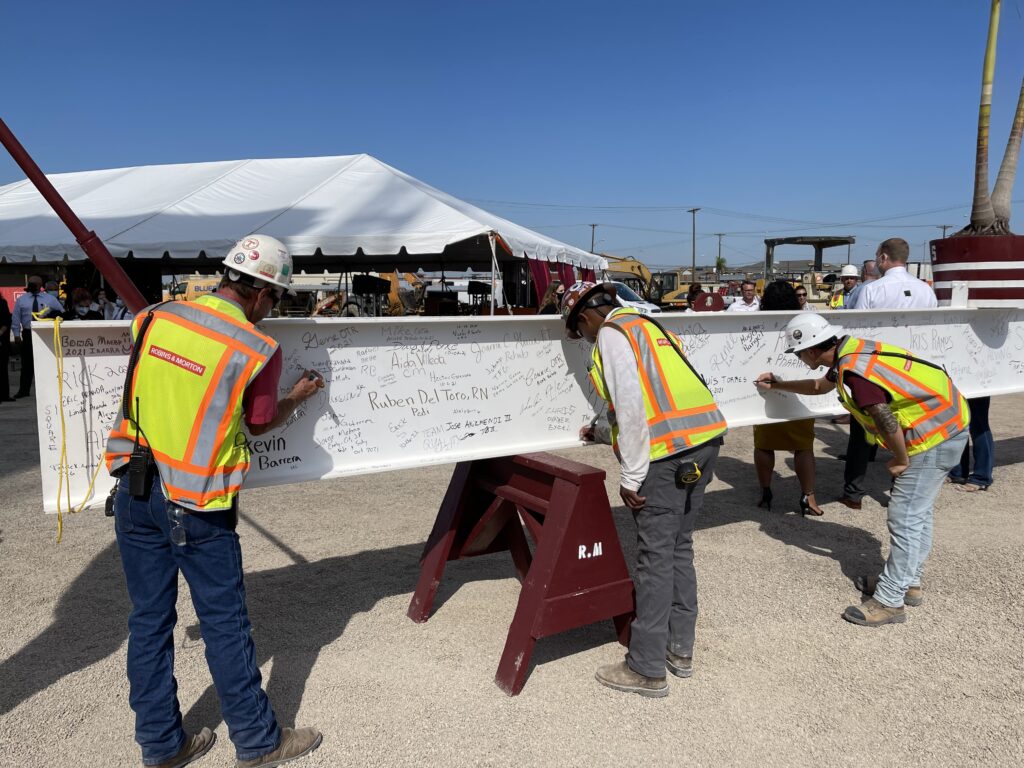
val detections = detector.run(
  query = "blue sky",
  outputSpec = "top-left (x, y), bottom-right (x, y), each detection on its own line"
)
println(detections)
top-left (3, 1), bottom-right (1023, 268)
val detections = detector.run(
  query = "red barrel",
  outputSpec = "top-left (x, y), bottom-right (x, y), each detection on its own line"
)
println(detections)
top-left (931, 235), bottom-right (1024, 307)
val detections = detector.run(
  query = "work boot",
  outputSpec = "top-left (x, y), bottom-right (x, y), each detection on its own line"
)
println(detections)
top-left (235, 727), bottom-right (322, 768)
top-left (149, 728), bottom-right (216, 768)
top-left (843, 597), bottom-right (906, 627)
top-left (855, 574), bottom-right (923, 607)
top-left (595, 661), bottom-right (668, 698)
top-left (665, 651), bottom-right (693, 679)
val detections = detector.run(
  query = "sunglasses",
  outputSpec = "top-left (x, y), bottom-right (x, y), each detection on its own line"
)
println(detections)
top-left (796, 292), bottom-right (807, 297)
top-left (267, 288), bottom-right (283, 307)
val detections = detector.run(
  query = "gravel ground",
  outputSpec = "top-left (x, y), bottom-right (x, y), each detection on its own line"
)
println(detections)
top-left (1, 393), bottom-right (1022, 768)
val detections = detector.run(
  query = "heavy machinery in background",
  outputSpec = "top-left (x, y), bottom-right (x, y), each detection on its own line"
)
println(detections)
top-left (163, 270), bottom-right (428, 316)
top-left (292, 270), bottom-right (428, 316)
top-left (601, 254), bottom-right (660, 302)
top-left (763, 236), bottom-right (856, 305)
top-left (602, 254), bottom-right (726, 310)
top-left (166, 275), bottom-right (219, 302)
top-left (601, 236), bottom-right (938, 311)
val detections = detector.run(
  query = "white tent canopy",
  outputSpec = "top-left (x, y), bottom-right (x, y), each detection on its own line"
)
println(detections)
top-left (0, 154), bottom-right (606, 270)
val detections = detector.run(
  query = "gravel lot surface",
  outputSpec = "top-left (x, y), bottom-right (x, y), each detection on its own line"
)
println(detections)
top-left (1, 393), bottom-right (1022, 767)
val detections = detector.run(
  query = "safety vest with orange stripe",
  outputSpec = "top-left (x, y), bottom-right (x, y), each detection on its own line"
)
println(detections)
top-left (834, 336), bottom-right (969, 456)
top-left (589, 308), bottom-right (727, 460)
top-left (104, 294), bottom-right (278, 511)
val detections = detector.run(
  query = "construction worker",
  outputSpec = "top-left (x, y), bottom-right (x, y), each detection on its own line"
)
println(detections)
top-left (754, 314), bottom-right (969, 627)
top-left (562, 281), bottom-right (727, 697)
top-left (828, 264), bottom-right (859, 309)
top-left (105, 235), bottom-right (325, 768)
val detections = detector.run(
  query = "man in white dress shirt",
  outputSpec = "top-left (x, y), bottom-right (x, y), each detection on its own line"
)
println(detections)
top-left (725, 280), bottom-right (760, 312)
top-left (856, 239), bottom-right (936, 310)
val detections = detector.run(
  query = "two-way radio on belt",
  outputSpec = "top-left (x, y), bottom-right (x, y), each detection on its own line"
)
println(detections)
top-left (114, 302), bottom-right (171, 498)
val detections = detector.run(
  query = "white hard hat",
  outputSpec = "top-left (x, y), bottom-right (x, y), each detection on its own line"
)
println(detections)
top-left (222, 234), bottom-right (294, 293)
top-left (840, 264), bottom-right (859, 278)
top-left (783, 313), bottom-right (843, 353)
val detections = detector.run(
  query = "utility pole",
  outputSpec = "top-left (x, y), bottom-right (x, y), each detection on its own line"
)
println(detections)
top-left (714, 233), bottom-right (724, 278)
top-left (589, 224), bottom-right (597, 253)
top-left (687, 207), bottom-right (700, 277)
top-left (937, 224), bottom-right (952, 238)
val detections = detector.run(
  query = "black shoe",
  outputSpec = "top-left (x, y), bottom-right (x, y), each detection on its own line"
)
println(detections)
top-left (757, 487), bottom-right (773, 512)
top-left (800, 493), bottom-right (824, 517)
top-left (837, 496), bottom-right (862, 510)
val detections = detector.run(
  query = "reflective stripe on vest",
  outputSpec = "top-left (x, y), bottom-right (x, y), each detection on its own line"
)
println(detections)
top-left (104, 295), bottom-right (278, 510)
top-left (589, 308), bottom-right (727, 459)
top-left (835, 336), bottom-right (969, 456)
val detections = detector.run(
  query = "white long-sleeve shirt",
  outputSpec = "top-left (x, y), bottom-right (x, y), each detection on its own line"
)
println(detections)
top-left (596, 324), bottom-right (650, 491)
top-left (726, 296), bottom-right (760, 312)
top-left (856, 266), bottom-right (937, 309)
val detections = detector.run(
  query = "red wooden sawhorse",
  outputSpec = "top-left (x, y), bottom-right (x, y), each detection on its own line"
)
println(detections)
top-left (407, 452), bottom-right (635, 695)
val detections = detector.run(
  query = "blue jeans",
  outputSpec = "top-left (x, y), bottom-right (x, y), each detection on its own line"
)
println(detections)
top-left (874, 432), bottom-right (969, 608)
top-left (948, 397), bottom-right (993, 488)
top-left (114, 475), bottom-right (280, 764)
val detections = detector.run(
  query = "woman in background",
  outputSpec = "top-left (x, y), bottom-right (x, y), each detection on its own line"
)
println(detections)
top-left (65, 287), bottom-right (104, 320)
top-left (753, 280), bottom-right (823, 516)
top-left (537, 280), bottom-right (564, 314)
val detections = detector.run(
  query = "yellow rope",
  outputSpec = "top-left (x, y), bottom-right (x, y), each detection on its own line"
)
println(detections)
top-left (52, 318), bottom-right (106, 544)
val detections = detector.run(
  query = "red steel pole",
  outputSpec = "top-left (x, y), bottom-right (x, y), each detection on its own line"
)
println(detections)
top-left (0, 118), bottom-right (148, 312)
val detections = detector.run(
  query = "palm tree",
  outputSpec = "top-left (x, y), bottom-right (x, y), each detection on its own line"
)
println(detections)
top-left (960, 0), bottom-right (1022, 236)
top-left (991, 76), bottom-right (1024, 228)
top-left (714, 254), bottom-right (727, 279)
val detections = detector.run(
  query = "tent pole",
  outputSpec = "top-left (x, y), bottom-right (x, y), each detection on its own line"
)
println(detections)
top-left (0, 118), bottom-right (148, 313)
top-left (488, 234), bottom-right (498, 316)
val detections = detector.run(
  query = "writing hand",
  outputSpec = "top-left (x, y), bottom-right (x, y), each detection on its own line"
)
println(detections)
top-left (754, 372), bottom-right (777, 391)
top-left (579, 425), bottom-right (596, 442)
top-left (290, 370), bottom-right (324, 401)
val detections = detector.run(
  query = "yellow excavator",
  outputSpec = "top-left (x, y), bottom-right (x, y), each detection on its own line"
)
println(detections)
top-left (310, 271), bottom-right (426, 316)
top-left (602, 254), bottom-right (709, 309)
top-left (601, 254), bottom-right (660, 302)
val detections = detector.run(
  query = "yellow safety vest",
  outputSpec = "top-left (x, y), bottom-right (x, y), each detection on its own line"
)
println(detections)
top-left (834, 336), bottom-right (969, 456)
top-left (105, 294), bottom-right (278, 510)
top-left (829, 290), bottom-right (846, 309)
top-left (589, 308), bottom-right (727, 460)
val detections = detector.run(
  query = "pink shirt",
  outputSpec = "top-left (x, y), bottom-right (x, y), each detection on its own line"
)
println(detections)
top-left (243, 347), bottom-right (282, 426)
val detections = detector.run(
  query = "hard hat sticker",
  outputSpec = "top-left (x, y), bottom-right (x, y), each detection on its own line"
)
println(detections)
top-left (232, 253), bottom-right (246, 264)
top-left (242, 238), bottom-right (259, 249)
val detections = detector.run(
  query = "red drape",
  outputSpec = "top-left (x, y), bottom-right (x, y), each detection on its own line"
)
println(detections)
top-left (556, 263), bottom-right (575, 287)
top-left (527, 257), bottom-right (551, 304)
top-left (580, 268), bottom-right (596, 282)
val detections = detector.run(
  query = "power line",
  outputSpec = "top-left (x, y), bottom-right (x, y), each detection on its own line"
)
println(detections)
top-left (469, 197), bottom-right (1024, 231)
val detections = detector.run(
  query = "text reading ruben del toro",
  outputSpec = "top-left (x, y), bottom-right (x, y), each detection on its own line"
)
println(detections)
top-left (367, 386), bottom-right (491, 415)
